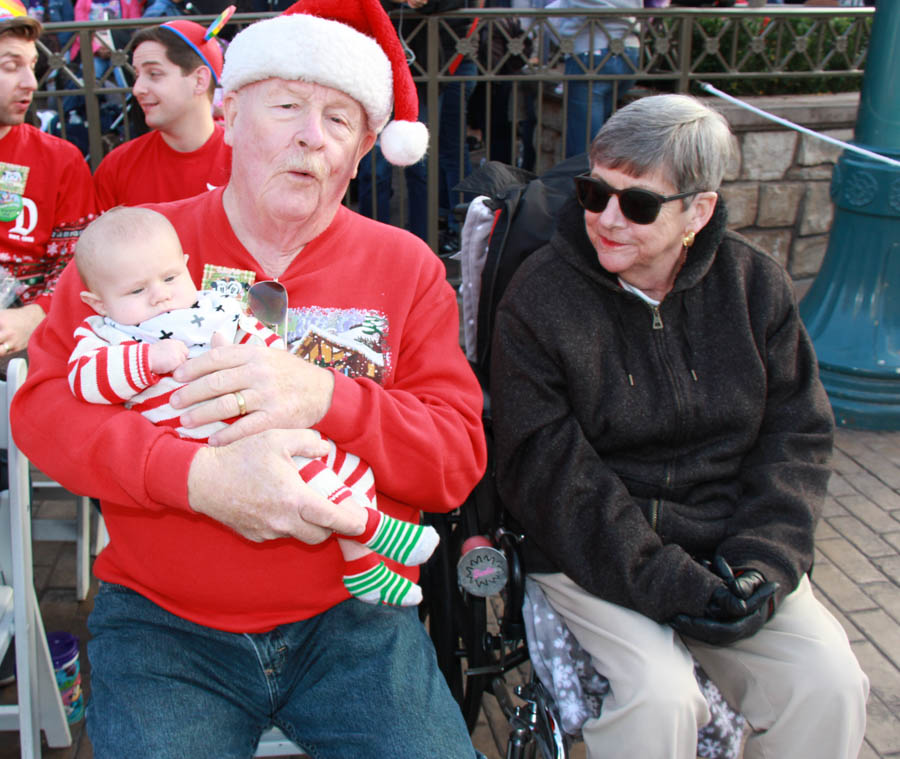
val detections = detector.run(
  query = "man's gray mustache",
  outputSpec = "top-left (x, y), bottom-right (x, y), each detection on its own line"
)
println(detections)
top-left (283, 161), bottom-right (326, 179)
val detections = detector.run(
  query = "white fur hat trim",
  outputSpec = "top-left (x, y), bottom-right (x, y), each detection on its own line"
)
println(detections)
top-left (221, 14), bottom-right (393, 132)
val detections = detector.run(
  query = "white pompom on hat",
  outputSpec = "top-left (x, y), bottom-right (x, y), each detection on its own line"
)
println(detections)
top-left (220, 0), bottom-right (428, 167)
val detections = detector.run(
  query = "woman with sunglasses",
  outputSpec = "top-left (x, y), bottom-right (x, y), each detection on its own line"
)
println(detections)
top-left (490, 94), bottom-right (868, 758)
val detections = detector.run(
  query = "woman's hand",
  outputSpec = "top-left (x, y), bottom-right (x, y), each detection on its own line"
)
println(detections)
top-left (187, 428), bottom-right (366, 543)
top-left (170, 337), bottom-right (335, 447)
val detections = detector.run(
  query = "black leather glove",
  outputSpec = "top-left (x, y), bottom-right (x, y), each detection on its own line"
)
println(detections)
top-left (710, 556), bottom-right (777, 616)
top-left (706, 584), bottom-right (750, 620)
top-left (669, 598), bottom-right (773, 646)
top-left (669, 557), bottom-right (779, 645)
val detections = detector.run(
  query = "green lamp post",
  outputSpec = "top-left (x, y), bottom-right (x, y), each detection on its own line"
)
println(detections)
top-left (799, 2), bottom-right (900, 430)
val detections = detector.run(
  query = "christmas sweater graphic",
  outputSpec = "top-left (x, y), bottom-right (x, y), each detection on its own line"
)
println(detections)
top-left (289, 305), bottom-right (389, 385)
top-left (200, 265), bottom-right (390, 385)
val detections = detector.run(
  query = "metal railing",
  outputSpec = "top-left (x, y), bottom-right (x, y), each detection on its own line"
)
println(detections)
top-left (32, 6), bottom-right (872, 252)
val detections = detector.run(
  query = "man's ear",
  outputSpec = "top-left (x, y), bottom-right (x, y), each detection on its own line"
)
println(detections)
top-left (351, 130), bottom-right (378, 179)
top-left (80, 290), bottom-right (106, 315)
top-left (222, 91), bottom-right (238, 147)
top-left (193, 65), bottom-right (211, 97)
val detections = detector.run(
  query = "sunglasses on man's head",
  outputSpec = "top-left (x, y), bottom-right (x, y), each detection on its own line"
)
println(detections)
top-left (574, 173), bottom-right (701, 225)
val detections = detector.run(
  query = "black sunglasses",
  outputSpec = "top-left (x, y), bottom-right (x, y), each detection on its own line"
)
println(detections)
top-left (574, 173), bottom-right (701, 225)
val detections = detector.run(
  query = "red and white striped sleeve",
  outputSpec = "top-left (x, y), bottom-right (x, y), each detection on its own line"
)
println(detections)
top-left (67, 320), bottom-right (158, 405)
top-left (235, 314), bottom-right (284, 349)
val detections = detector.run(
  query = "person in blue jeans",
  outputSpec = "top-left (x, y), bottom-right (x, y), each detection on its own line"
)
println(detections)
top-left (358, 0), bottom-right (474, 245)
top-left (356, 1), bottom-right (431, 240)
top-left (438, 55), bottom-right (476, 239)
top-left (358, 138), bottom-right (429, 240)
top-left (548, 0), bottom-right (642, 158)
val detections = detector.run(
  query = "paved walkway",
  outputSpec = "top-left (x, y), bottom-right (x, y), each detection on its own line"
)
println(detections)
top-left (1, 427), bottom-right (899, 758)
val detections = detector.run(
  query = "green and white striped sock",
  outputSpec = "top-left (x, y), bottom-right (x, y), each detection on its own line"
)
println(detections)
top-left (359, 509), bottom-right (439, 566)
top-left (343, 561), bottom-right (422, 607)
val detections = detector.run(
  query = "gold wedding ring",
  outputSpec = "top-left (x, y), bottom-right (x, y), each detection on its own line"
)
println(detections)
top-left (234, 390), bottom-right (247, 417)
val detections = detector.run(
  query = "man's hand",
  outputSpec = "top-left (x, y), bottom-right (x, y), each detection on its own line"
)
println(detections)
top-left (0, 304), bottom-right (45, 354)
top-left (148, 339), bottom-right (189, 375)
top-left (187, 428), bottom-right (366, 543)
top-left (170, 337), bottom-right (335, 446)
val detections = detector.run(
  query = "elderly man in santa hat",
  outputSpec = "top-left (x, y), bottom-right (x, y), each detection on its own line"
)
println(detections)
top-left (12, 1), bottom-right (487, 756)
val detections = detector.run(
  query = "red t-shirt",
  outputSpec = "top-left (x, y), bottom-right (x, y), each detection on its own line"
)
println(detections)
top-left (12, 189), bottom-right (487, 632)
top-left (0, 124), bottom-right (97, 311)
top-left (93, 126), bottom-right (232, 211)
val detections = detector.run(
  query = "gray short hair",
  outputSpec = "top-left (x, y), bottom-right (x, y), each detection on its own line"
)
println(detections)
top-left (589, 94), bottom-right (735, 193)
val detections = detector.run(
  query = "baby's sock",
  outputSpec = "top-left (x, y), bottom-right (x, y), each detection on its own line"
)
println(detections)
top-left (352, 508), bottom-right (439, 566)
top-left (343, 555), bottom-right (423, 607)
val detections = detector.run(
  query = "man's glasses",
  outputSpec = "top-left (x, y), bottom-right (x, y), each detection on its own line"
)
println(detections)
top-left (248, 280), bottom-right (288, 339)
top-left (574, 173), bottom-right (701, 225)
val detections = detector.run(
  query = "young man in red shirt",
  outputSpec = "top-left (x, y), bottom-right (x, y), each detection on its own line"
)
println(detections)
top-left (92, 19), bottom-right (231, 210)
top-left (0, 1), bottom-right (96, 356)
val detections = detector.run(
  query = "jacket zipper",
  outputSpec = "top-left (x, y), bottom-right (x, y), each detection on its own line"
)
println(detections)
top-left (650, 304), bottom-right (663, 330)
top-left (650, 498), bottom-right (660, 531)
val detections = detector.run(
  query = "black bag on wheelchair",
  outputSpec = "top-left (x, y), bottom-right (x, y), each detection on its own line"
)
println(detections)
top-left (454, 153), bottom-right (589, 379)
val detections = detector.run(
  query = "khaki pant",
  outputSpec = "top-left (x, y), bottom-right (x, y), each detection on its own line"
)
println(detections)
top-left (533, 572), bottom-right (869, 759)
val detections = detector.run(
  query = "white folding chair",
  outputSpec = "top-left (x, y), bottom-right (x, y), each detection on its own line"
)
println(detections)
top-left (0, 358), bottom-right (72, 758)
top-left (29, 481), bottom-right (98, 602)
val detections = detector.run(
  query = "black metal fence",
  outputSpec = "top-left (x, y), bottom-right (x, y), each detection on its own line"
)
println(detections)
top-left (32, 5), bottom-right (872, 251)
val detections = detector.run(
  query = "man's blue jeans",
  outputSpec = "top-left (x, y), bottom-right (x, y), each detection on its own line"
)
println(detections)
top-left (564, 47), bottom-right (640, 158)
top-left (86, 582), bottom-right (478, 759)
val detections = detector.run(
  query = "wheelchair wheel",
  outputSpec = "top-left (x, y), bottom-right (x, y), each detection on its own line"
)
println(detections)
top-left (420, 506), bottom-right (491, 733)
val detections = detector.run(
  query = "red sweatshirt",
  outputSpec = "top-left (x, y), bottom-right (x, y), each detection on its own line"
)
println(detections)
top-left (93, 127), bottom-right (232, 211)
top-left (12, 189), bottom-right (486, 632)
top-left (0, 124), bottom-right (97, 312)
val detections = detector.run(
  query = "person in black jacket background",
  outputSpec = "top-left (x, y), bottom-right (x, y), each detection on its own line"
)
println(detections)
top-left (491, 93), bottom-right (868, 758)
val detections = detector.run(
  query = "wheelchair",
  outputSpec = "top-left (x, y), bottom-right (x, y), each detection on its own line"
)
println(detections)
top-left (419, 158), bottom-right (746, 759)
top-left (419, 156), bottom-right (586, 759)
top-left (420, 475), bottom-right (569, 759)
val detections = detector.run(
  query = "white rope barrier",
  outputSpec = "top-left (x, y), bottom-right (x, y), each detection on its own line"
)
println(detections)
top-left (698, 81), bottom-right (900, 169)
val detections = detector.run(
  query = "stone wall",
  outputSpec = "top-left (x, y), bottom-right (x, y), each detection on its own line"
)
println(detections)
top-left (713, 92), bottom-right (859, 290)
top-left (535, 91), bottom-right (860, 289)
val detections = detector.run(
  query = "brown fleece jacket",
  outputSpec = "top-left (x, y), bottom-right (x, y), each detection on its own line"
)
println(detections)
top-left (490, 197), bottom-right (834, 623)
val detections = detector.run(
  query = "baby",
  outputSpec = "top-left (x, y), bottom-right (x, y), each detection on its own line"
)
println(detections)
top-left (69, 206), bottom-right (438, 606)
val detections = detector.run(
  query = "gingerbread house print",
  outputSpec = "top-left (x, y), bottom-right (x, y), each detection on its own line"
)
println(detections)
top-left (296, 324), bottom-right (385, 383)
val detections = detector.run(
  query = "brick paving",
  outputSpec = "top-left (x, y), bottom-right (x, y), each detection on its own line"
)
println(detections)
top-left (1, 426), bottom-right (899, 758)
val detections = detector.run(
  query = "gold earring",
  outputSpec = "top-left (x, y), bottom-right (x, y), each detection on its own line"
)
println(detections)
top-left (682, 231), bottom-right (696, 248)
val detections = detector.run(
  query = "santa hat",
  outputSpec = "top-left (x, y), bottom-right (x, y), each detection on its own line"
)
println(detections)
top-left (220, 0), bottom-right (428, 167)
top-left (160, 16), bottom-right (227, 85)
